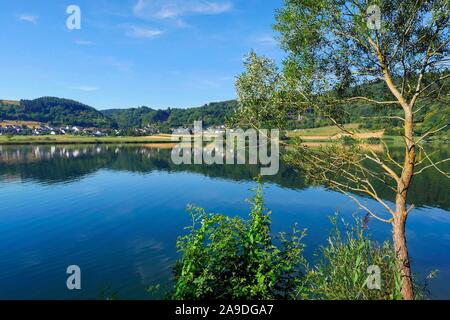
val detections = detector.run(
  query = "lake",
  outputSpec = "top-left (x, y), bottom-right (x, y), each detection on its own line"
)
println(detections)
top-left (0, 144), bottom-right (449, 299)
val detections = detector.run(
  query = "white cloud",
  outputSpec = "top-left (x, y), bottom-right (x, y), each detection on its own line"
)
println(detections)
top-left (18, 14), bottom-right (39, 24)
top-left (104, 56), bottom-right (133, 72)
top-left (133, 0), bottom-right (232, 19)
top-left (125, 25), bottom-right (163, 39)
top-left (70, 86), bottom-right (99, 92)
top-left (154, 6), bottom-right (178, 19)
top-left (190, 1), bottom-right (232, 15)
top-left (252, 34), bottom-right (278, 47)
top-left (75, 39), bottom-right (94, 46)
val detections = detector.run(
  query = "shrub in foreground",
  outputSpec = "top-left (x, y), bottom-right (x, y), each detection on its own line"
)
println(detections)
top-left (172, 185), bottom-right (429, 300)
top-left (306, 215), bottom-right (403, 300)
top-left (173, 184), bottom-right (306, 300)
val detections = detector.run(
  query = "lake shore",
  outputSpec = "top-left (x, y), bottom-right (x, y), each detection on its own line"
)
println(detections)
top-left (0, 132), bottom-right (438, 147)
top-left (0, 134), bottom-right (180, 145)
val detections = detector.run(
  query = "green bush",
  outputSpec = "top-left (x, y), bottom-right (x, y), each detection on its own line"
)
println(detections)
top-left (306, 215), bottom-right (403, 300)
top-left (171, 186), bottom-right (430, 300)
top-left (366, 137), bottom-right (381, 145)
top-left (340, 136), bottom-right (355, 145)
top-left (172, 184), bottom-right (307, 300)
top-left (385, 126), bottom-right (402, 136)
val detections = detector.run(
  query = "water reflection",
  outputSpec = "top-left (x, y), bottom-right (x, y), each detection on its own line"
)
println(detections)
top-left (0, 143), bottom-right (449, 299)
top-left (0, 144), bottom-right (448, 210)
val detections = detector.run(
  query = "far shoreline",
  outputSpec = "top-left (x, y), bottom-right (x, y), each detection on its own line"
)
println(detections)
top-left (0, 134), bottom-right (179, 145)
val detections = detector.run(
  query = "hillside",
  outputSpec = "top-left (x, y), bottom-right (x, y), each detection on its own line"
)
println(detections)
top-left (0, 97), bottom-right (115, 128)
top-left (102, 100), bottom-right (237, 131)
top-left (293, 79), bottom-right (449, 136)
top-left (1, 78), bottom-right (447, 137)
top-left (0, 97), bottom-right (237, 132)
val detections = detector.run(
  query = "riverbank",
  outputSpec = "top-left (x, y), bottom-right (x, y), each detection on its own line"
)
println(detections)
top-left (0, 132), bottom-right (439, 147)
top-left (0, 134), bottom-right (179, 145)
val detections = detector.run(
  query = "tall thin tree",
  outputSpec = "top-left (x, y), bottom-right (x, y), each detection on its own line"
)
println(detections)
top-left (234, 0), bottom-right (449, 299)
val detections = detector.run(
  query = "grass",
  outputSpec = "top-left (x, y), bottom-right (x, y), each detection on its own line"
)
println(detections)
top-left (290, 123), bottom-right (361, 137)
top-left (0, 134), bottom-right (180, 145)
top-left (288, 123), bottom-right (386, 142)
top-left (0, 128), bottom-right (418, 147)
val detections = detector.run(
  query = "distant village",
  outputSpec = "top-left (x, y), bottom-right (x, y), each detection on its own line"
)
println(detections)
top-left (0, 122), bottom-right (159, 137)
top-left (0, 121), bottom-right (229, 137)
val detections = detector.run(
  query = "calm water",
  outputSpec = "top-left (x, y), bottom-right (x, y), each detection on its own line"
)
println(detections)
top-left (0, 144), bottom-right (449, 299)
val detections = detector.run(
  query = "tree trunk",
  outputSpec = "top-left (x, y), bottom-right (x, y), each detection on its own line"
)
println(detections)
top-left (392, 206), bottom-right (414, 300)
top-left (393, 109), bottom-right (415, 300)
top-left (375, 41), bottom-right (420, 300)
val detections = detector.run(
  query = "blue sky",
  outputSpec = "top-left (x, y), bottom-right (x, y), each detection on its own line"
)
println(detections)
top-left (0, 0), bottom-right (284, 110)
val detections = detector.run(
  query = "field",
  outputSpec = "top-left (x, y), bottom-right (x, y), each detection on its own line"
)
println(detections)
top-left (288, 124), bottom-right (385, 141)
top-left (0, 100), bottom-right (20, 106)
top-left (0, 125), bottom-right (411, 147)
top-left (0, 120), bottom-right (43, 128)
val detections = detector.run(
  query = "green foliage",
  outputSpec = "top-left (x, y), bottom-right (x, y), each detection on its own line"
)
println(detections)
top-left (1, 90), bottom-right (446, 136)
top-left (306, 215), bottom-right (404, 300)
top-left (274, 0), bottom-right (449, 100)
top-left (172, 183), bottom-right (307, 300)
top-left (0, 98), bottom-right (236, 132)
top-left (232, 0), bottom-right (449, 139)
top-left (232, 51), bottom-right (294, 130)
top-left (366, 137), bottom-right (381, 145)
top-left (420, 104), bottom-right (450, 137)
top-left (102, 107), bottom-right (160, 128)
top-left (233, 3), bottom-right (448, 300)
top-left (0, 97), bottom-right (115, 128)
top-left (340, 135), bottom-right (355, 145)
top-left (104, 100), bottom-right (237, 132)
top-left (171, 188), bottom-right (430, 300)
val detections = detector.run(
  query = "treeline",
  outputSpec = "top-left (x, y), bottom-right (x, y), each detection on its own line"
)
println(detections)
top-left (1, 80), bottom-right (447, 136)
top-left (0, 97), bottom-right (236, 132)
top-left (0, 97), bottom-right (115, 128)
top-left (293, 79), bottom-right (449, 137)
top-left (103, 100), bottom-right (237, 132)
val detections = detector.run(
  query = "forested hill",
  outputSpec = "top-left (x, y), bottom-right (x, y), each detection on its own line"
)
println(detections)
top-left (0, 97), bottom-right (115, 128)
top-left (102, 100), bottom-right (237, 131)
top-left (0, 97), bottom-right (237, 131)
top-left (297, 79), bottom-right (449, 136)
top-left (0, 80), bottom-right (447, 135)
top-left (101, 78), bottom-right (448, 134)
